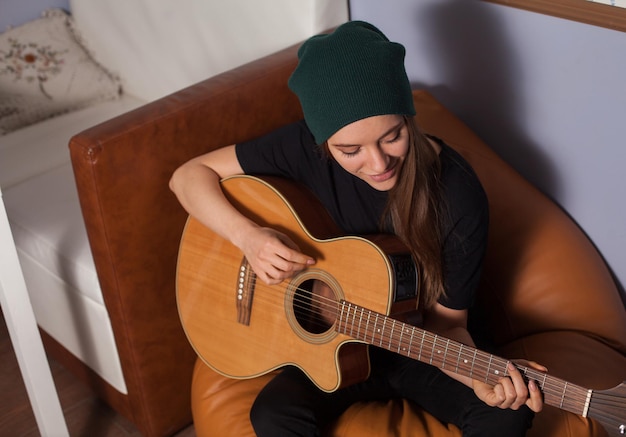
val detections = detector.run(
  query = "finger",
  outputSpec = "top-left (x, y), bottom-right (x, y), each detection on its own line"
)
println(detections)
top-left (277, 247), bottom-right (315, 268)
top-left (507, 363), bottom-right (530, 410)
top-left (513, 359), bottom-right (548, 373)
top-left (496, 376), bottom-right (518, 409)
top-left (257, 272), bottom-right (281, 286)
top-left (527, 360), bottom-right (548, 373)
top-left (264, 256), bottom-right (308, 280)
top-left (270, 251), bottom-right (315, 276)
top-left (526, 380), bottom-right (544, 413)
top-left (274, 234), bottom-right (316, 265)
top-left (490, 382), bottom-right (506, 407)
top-left (251, 258), bottom-right (291, 285)
top-left (263, 253), bottom-right (296, 274)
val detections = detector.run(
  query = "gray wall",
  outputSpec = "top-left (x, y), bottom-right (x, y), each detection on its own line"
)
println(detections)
top-left (351, 0), bottom-right (626, 300)
top-left (0, 0), bottom-right (69, 30)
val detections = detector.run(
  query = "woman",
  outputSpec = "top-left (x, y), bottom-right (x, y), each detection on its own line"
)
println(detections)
top-left (170, 20), bottom-right (544, 437)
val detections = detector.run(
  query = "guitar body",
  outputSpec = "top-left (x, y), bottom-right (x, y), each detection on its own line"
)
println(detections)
top-left (176, 175), bottom-right (417, 392)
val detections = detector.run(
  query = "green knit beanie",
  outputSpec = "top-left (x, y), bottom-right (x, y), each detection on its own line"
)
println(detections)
top-left (288, 21), bottom-right (416, 145)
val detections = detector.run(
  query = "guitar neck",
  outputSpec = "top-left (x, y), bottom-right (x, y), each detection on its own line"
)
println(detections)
top-left (336, 301), bottom-right (593, 417)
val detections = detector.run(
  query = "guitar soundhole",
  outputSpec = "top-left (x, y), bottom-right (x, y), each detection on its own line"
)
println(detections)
top-left (293, 279), bottom-right (338, 335)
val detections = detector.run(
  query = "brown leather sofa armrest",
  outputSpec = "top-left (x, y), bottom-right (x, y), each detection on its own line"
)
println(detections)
top-left (68, 42), bottom-right (303, 436)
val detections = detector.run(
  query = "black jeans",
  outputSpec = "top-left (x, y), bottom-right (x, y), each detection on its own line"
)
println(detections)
top-left (250, 347), bottom-right (534, 437)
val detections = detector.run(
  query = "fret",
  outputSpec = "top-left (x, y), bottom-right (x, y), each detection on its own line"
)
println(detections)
top-left (365, 311), bottom-right (372, 343)
top-left (455, 343), bottom-right (462, 374)
top-left (407, 326), bottom-right (415, 358)
top-left (502, 361), bottom-right (510, 378)
top-left (470, 349), bottom-right (477, 379)
top-left (349, 304), bottom-right (356, 337)
top-left (442, 339), bottom-right (450, 370)
top-left (458, 344), bottom-right (474, 377)
top-left (389, 319), bottom-right (397, 351)
top-left (397, 322), bottom-right (405, 354)
top-left (340, 303), bottom-right (348, 335)
top-left (340, 302), bottom-right (348, 335)
top-left (374, 313), bottom-right (381, 345)
top-left (418, 330), bottom-right (425, 361)
top-left (486, 355), bottom-right (493, 383)
top-left (405, 326), bottom-right (413, 355)
top-left (338, 302), bottom-right (347, 334)
top-left (429, 334), bottom-right (438, 365)
top-left (380, 318), bottom-right (387, 347)
top-left (582, 389), bottom-right (592, 418)
top-left (356, 306), bottom-right (364, 340)
top-left (561, 382), bottom-right (568, 409)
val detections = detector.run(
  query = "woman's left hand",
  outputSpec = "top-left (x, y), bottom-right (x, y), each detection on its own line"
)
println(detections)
top-left (472, 360), bottom-right (547, 412)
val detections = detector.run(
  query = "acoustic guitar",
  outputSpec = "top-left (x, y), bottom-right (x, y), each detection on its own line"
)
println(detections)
top-left (176, 175), bottom-right (625, 436)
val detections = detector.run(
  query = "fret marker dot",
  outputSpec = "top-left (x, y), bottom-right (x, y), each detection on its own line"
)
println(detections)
top-left (495, 370), bottom-right (500, 375)
top-left (463, 360), bottom-right (468, 364)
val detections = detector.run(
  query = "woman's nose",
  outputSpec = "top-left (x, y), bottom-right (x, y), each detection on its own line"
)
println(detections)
top-left (368, 146), bottom-right (389, 172)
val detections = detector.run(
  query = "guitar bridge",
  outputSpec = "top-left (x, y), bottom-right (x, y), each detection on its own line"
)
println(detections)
top-left (236, 258), bottom-right (256, 326)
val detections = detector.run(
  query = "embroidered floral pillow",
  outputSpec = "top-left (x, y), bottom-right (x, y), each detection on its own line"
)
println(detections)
top-left (0, 9), bottom-right (121, 135)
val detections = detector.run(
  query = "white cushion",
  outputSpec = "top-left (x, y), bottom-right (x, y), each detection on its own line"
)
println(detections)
top-left (16, 247), bottom-right (127, 394)
top-left (0, 9), bottom-right (122, 135)
top-left (0, 94), bottom-right (144, 189)
top-left (70, 0), bottom-right (349, 102)
top-left (4, 163), bottom-right (102, 304)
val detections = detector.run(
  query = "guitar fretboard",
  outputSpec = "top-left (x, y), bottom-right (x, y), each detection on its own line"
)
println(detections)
top-left (336, 301), bottom-right (592, 417)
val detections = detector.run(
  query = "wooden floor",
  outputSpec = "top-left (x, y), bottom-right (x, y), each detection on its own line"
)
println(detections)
top-left (0, 314), bottom-right (196, 436)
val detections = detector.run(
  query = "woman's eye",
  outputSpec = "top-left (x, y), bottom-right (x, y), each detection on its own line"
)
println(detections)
top-left (341, 148), bottom-right (360, 157)
top-left (385, 131), bottom-right (402, 143)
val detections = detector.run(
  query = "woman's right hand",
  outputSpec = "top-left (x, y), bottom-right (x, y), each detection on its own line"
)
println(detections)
top-left (170, 144), bottom-right (314, 284)
top-left (238, 226), bottom-right (316, 285)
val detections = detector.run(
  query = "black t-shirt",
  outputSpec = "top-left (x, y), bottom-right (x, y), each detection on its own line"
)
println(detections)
top-left (236, 120), bottom-right (488, 310)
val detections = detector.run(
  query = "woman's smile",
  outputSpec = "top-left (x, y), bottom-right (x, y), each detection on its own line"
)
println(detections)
top-left (366, 158), bottom-right (399, 183)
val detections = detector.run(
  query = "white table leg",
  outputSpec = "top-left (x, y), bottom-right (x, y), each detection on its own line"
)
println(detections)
top-left (0, 188), bottom-right (68, 436)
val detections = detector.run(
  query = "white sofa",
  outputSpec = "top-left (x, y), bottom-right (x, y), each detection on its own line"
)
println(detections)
top-left (0, 1), bottom-right (348, 435)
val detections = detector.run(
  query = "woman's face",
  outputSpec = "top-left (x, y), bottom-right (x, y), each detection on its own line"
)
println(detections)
top-left (326, 114), bottom-right (409, 191)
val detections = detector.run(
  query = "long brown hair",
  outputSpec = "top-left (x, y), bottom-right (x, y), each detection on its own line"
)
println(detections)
top-left (384, 116), bottom-right (444, 309)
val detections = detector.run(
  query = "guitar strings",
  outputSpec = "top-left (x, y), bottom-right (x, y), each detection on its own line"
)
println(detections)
top-left (252, 277), bottom-right (566, 393)
top-left (240, 278), bottom-right (614, 415)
